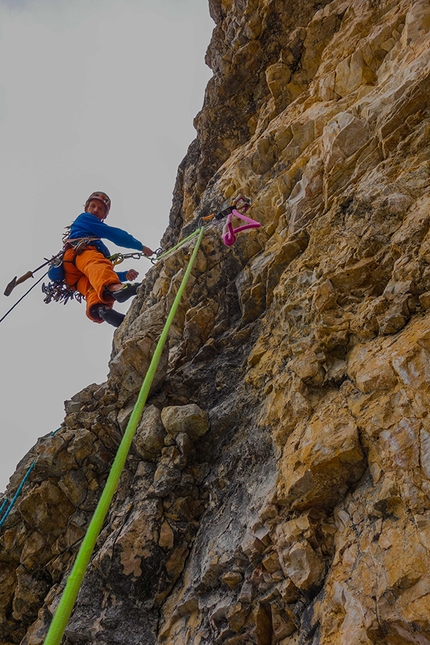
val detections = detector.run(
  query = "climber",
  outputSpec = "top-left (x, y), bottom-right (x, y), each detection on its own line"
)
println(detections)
top-left (62, 191), bottom-right (154, 327)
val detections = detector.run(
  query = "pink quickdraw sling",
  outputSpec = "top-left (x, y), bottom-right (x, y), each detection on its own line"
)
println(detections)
top-left (221, 208), bottom-right (261, 246)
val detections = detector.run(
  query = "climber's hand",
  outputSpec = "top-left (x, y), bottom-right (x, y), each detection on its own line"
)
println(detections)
top-left (142, 245), bottom-right (154, 257)
top-left (126, 269), bottom-right (139, 281)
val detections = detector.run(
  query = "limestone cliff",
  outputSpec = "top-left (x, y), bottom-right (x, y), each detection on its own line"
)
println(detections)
top-left (3, 0), bottom-right (430, 643)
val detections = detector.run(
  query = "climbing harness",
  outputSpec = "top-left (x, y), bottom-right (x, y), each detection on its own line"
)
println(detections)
top-left (63, 236), bottom-right (100, 253)
top-left (41, 238), bottom-right (96, 305)
top-left (43, 227), bottom-right (205, 645)
top-left (41, 246), bottom-right (153, 306)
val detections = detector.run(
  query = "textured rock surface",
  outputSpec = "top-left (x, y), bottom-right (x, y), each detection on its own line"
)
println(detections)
top-left (3, 0), bottom-right (430, 643)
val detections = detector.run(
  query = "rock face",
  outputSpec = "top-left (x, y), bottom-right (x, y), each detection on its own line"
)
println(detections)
top-left (3, 0), bottom-right (430, 643)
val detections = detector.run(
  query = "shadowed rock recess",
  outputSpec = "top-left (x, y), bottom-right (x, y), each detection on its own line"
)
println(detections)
top-left (3, 0), bottom-right (430, 643)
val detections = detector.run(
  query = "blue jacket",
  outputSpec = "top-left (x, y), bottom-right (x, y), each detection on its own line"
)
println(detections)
top-left (68, 212), bottom-right (143, 257)
top-left (64, 211), bottom-right (144, 282)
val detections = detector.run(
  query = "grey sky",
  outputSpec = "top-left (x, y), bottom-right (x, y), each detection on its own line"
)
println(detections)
top-left (0, 1), bottom-right (213, 492)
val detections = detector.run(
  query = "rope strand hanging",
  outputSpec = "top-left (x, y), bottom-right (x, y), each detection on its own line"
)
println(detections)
top-left (43, 226), bottom-right (205, 645)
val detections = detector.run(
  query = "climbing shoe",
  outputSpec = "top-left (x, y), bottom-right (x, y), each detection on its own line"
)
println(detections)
top-left (96, 305), bottom-right (125, 328)
top-left (110, 282), bottom-right (141, 303)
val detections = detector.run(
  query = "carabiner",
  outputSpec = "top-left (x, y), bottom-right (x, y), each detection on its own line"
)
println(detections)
top-left (110, 253), bottom-right (124, 265)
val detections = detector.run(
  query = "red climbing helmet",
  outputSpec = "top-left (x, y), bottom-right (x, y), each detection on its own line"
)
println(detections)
top-left (85, 191), bottom-right (111, 215)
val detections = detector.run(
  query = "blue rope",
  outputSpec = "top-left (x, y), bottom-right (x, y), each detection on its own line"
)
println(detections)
top-left (0, 427), bottom-right (63, 530)
top-left (0, 498), bottom-right (8, 517)
top-left (0, 460), bottom-right (36, 528)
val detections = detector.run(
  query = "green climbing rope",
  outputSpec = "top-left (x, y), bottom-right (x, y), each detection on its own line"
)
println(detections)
top-left (156, 228), bottom-right (200, 260)
top-left (43, 226), bottom-right (205, 645)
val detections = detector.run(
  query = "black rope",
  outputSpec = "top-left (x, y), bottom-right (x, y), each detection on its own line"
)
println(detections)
top-left (0, 272), bottom-right (49, 324)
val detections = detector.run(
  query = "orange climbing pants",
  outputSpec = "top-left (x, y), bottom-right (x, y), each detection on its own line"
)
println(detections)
top-left (63, 246), bottom-right (121, 323)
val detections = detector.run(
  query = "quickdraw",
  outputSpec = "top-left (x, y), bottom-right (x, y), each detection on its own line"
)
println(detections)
top-left (202, 195), bottom-right (261, 246)
top-left (109, 251), bottom-right (147, 265)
